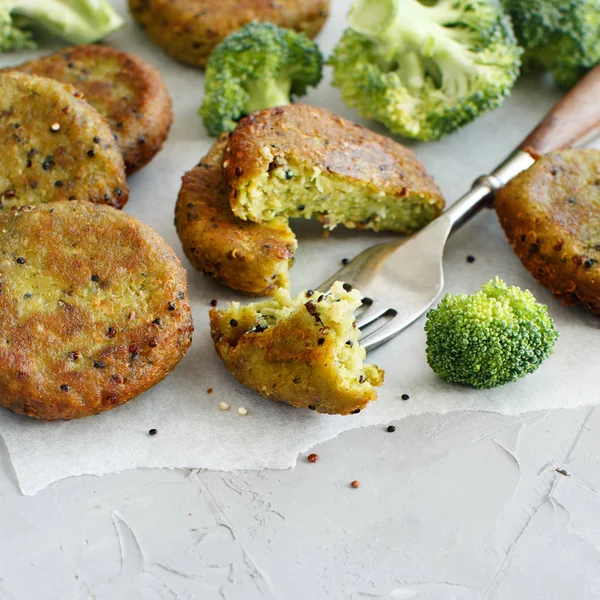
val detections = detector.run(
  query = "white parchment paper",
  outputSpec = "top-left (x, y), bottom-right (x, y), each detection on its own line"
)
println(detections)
top-left (1, 1), bottom-right (599, 495)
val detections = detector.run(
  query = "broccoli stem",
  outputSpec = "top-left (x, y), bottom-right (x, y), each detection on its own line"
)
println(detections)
top-left (348, 0), bottom-right (477, 92)
top-left (244, 77), bottom-right (292, 114)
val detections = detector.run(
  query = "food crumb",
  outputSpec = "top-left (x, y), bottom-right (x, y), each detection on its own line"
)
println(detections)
top-left (148, 428), bottom-right (158, 436)
top-left (307, 453), bottom-right (319, 463)
top-left (219, 402), bottom-right (230, 411)
top-left (210, 299), bottom-right (218, 307)
top-left (207, 388), bottom-right (213, 394)
top-left (387, 425), bottom-right (396, 432)
top-left (555, 468), bottom-right (570, 477)
top-left (466, 255), bottom-right (476, 263)
top-left (350, 480), bottom-right (360, 489)
top-left (401, 393), bottom-right (410, 401)
top-left (341, 257), bottom-right (350, 265)
top-left (238, 407), bottom-right (248, 416)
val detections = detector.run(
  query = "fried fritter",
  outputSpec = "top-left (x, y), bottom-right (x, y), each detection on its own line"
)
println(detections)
top-left (224, 104), bottom-right (445, 232)
top-left (128, 0), bottom-right (329, 68)
top-left (496, 149), bottom-right (600, 314)
top-left (210, 282), bottom-right (384, 415)
top-left (0, 202), bottom-right (193, 420)
top-left (9, 45), bottom-right (173, 175)
top-left (175, 135), bottom-right (296, 295)
top-left (0, 71), bottom-right (128, 211)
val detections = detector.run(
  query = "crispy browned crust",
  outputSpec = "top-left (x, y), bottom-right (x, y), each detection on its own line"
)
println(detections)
top-left (224, 104), bottom-right (445, 226)
top-left (128, 0), bottom-right (329, 67)
top-left (0, 71), bottom-right (128, 210)
top-left (0, 202), bottom-right (193, 420)
top-left (496, 149), bottom-right (600, 314)
top-left (8, 45), bottom-right (173, 175)
top-left (210, 305), bottom-right (383, 415)
top-left (175, 135), bottom-right (297, 295)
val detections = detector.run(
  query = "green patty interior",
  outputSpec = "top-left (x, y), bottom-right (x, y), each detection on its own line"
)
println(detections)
top-left (234, 163), bottom-right (440, 233)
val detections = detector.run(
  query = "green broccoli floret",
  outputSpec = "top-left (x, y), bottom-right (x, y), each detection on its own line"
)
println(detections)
top-left (200, 22), bottom-right (323, 137)
top-left (329, 0), bottom-right (521, 141)
top-left (0, 0), bottom-right (124, 52)
top-left (503, 0), bottom-right (600, 88)
top-left (425, 277), bottom-right (558, 389)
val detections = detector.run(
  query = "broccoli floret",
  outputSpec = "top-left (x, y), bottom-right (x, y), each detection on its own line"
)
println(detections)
top-left (425, 277), bottom-right (558, 389)
top-left (503, 0), bottom-right (600, 88)
top-left (329, 0), bottom-right (521, 141)
top-left (200, 22), bottom-right (323, 137)
top-left (0, 0), bottom-right (124, 51)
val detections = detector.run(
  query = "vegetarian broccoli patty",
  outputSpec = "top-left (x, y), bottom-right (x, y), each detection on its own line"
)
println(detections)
top-left (8, 45), bottom-right (173, 175)
top-left (210, 282), bottom-right (384, 415)
top-left (224, 104), bottom-right (445, 232)
top-left (0, 71), bottom-right (128, 211)
top-left (496, 149), bottom-right (600, 314)
top-left (0, 202), bottom-right (193, 421)
top-left (128, 0), bottom-right (329, 68)
top-left (175, 135), bottom-right (297, 295)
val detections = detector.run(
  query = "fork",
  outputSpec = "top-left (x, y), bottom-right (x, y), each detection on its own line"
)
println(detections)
top-left (318, 64), bottom-right (600, 351)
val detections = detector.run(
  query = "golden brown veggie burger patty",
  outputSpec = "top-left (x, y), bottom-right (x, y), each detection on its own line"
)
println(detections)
top-left (8, 45), bottom-right (173, 175)
top-left (128, 0), bottom-right (329, 68)
top-left (0, 202), bottom-right (193, 420)
top-left (210, 282), bottom-right (384, 415)
top-left (0, 71), bottom-right (128, 211)
top-left (496, 149), bottom-right (600, 314)
top-left (175, 135), bottom-right (297, 296)
top-left (224, 104), bottom-right (445, 233)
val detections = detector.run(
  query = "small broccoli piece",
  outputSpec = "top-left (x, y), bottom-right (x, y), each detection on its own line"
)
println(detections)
top-left (503, 0), bottom-right (600, 88)
top-left (0, 0), bottom-right (124, 51)
top-left (329, 0), bottom-right (521, 141)
top-left (200, 22), bottom-right (323, 137)
top-left (425, 277), bottom-right (558, 389)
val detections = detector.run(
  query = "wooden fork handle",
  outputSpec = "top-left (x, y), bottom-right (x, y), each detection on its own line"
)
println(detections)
top-left (519, 63), bottom-right (600, 157)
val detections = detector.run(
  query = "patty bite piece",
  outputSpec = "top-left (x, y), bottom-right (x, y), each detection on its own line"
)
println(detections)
top-left (210, 282), bottom-right (384, 415)
top-left (128, 0), bottom-right (329, 68)
top-left (496, 149), bottom-right (600, 314)
top-left (9, 45), bottom-right (173, 175)
top-left (0, 202), bottom-right (193, 420)
top-left (0, 71), bottom-right (128, 211)
top-left (176, 135), bottom-right (297, 295)
top-left (224, 104), bottom-right (445, 233)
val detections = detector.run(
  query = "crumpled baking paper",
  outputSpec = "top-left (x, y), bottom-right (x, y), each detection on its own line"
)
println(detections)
top-left (1, 1), bottom-right (599, 495)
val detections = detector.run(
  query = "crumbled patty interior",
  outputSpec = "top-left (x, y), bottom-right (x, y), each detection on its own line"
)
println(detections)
top-left (210, 280), bottom-right (385, 415)
top-left (235, 157), bottom-right (440, 232)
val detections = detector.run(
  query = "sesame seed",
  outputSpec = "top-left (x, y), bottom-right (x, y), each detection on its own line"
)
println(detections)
top-left (238, 407), bottom-right (248, 416)
top-left (219, 401), bottom-right (230, 411)
top-left (50, 123), bottom-right (60, 132)
top-left (16, 257), bottom-right (26, 264)
top-left (351, 408), bottom-right (361, 414)
top-left (317, 337), bottom-right (325, 346)
top-left (308, 405), bottom-right (316, 410)
top-left (387, 425), bottom-right (396, 432)
top-left (54, 180), bottom-right (63, 187)
top-left (466, 255), bottom-right (476, 263)
top-left (93, 136), bottom-right (100, 143)
top-left (149, 339), bottom-right (157, 348)
top-left (210, 299), bottom-right (218, 307)
top-left (307, 453), bottom-right (319, 463)
top-left (341, 258), bottom-right (350, 265)
top-left (342, 283), bottom-right (353, 292)
top-left (358, 375), bottom-right (366, 383)
top-left (401, 393), bottom-right (410, 400)
top-left (350, 480), bottom-right (360, 489)
top-left (94, 361), bottom-right (105, 369)
top-left (153, 318), bottom-right (162, 325)
top-left (106, 327), bottom-right (116, 338)
top-left (60, 384), bottom-right (70, 392)
top-left (168, 302), bottom-right (176, 311)
top-left (87, 150), bottom-right (95, 157)
top-left (306, 290), bottom-right (314, 297)
top-left (230, 319), bottom-right (238, 327)
top-left (91, 274), bottom-right (99, 282)
top-left (148, 428), bottom-right (158, 436)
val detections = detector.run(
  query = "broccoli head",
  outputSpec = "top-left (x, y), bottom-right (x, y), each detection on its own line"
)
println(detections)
top-left (329, 0), bottom-right (521, 141)
top-left (0, 0), bottom-right (123, 51)
top-left (425, 277), bottom-right (558, 389)
top-left (503, 0), bottom-right (600, 88)
top-left (200, 22), bottom-right (323, 137)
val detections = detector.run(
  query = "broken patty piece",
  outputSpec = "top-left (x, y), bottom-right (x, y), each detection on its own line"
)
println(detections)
top-left (210, 281), bottom-right (384, 415)
top-left (223, 104), bottom-right (444, 233)
top-left (175, 135), bottom-right (297, 296)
